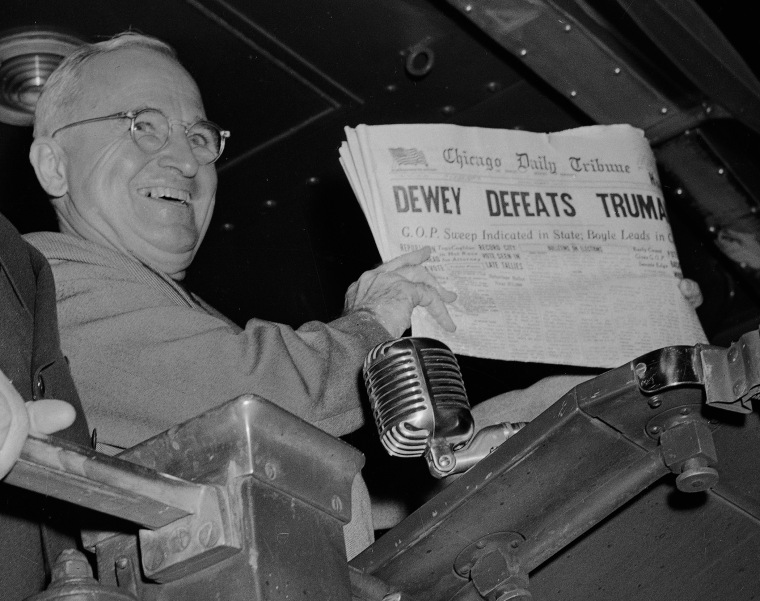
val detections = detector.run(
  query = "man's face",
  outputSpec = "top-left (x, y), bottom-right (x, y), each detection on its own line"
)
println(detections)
top-left (55, 47), bottom-right (218, 279)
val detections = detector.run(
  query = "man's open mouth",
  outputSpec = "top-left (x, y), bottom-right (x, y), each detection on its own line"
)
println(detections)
top-left (139, 187), bottom-right (190, 206)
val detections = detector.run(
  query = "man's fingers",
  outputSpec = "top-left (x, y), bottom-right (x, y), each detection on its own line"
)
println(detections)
top-left (678, 278), bottom-right (703, 309)
top-left (0, 370), bottom-right (29, 478)
top-left (395, 264), bottom-right (458, 302)
top-left (344, 248), bottom-right (458, 336)
top-left (25, 400), bottom-right (76, 435)
top-left (414, 284), bottom-right (457, 332)
top-left (375, 246), bottom-right (432, 272)
top-left (439, 288), bottom-right (458, 303)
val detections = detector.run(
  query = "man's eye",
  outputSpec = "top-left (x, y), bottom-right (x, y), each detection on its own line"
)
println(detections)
top-left (188, 132), bottom-right (211, 147)
top-left (134, 120), bottom-right (158, 134)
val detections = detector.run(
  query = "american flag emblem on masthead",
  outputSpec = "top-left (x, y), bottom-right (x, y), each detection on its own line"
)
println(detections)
top-left (389, 147), bottom-right (428, 168)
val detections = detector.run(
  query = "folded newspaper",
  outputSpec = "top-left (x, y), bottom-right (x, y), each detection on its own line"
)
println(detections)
top-left (339, 123), bottom-right (707, 368)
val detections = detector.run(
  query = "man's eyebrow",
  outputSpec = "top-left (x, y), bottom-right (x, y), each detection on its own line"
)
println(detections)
top-left (125, 106), bottom-right (201, 123)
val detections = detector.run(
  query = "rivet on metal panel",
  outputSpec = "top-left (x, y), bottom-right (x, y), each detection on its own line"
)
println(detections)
top-left (441, 105), bottom-right (456, 115)
top-left (169, 528), bottom-right (191, 553)
top-left (660, 107), bottom-right (668, 114)
top-left (570, 90), bottom-right (577, 97)
top-left (464, 4), bottom-right (473, 12)
top-left (331, 495), bottom-right (343, 513)
top-left (385, 83), bottom-right (398, 92)
top-left (519, 48), bottom-right (527, 57)
top-left (649, 425), bottom-right (661, 435)
top-left (648, 396), bottom-right (662, 408)
top-left (564, 24), bottom-right (572, 32)
top-left (264, 461), bottom-right (277, 480)
top-left (675, 188), bottom-right (684, 195)
top-left (198, 522), bottom-right (220, 549)
top-left (457, 562), bottom-right (472, 576)
top-left (307, 176), bottom-right (319, 186)
top-left (486, 81), bottom-right (500, 93)
top-left (115, 555), bottom-right (140, 597)
top-left (406, 41), bottom-right (435, 78)
top-left (221, 222), bottom-right (235, 232)
top-left (718, 167), bottom-right (725, 175)
top-left (708, 225), bottom-right (717, 233)
top-left (613, 67), bottom-right (621, 75)
top-left (144, 547), bottom-right (165, 572)
top-left (728, 346), bottom-right (738, 362)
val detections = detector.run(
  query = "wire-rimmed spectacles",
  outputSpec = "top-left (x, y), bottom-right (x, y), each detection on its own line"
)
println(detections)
top-left (50, 108), bottom-right (230, 165)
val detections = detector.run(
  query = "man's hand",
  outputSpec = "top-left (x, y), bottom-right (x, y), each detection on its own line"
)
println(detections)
top-left (0, 370), bottom-right (75, 479)
top-left (344, 247), bottom-right (457, 338)
top-left (679, 278), bottom-right (703, 309)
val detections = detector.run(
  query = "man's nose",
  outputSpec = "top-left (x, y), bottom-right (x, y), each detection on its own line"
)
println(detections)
top-left (157, 129), bottom-right (200, 176)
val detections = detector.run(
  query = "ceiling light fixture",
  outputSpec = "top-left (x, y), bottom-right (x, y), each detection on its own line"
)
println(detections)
top-left (0, 27), bottom-right (85, 126)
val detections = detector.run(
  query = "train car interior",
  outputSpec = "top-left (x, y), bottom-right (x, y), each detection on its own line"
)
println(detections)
top-left (1, 1), bottom-right (760, 600)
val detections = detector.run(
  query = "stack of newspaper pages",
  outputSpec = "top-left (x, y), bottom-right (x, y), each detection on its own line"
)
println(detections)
top-left (339, 123), bottom-right (707, 368)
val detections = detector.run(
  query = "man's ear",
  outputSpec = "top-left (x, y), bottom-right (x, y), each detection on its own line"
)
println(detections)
top-left (29, 137), bottom-right (68, 198)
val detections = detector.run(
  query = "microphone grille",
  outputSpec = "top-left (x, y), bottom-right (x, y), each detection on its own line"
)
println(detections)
top-left (363, 338), bottom-right (470, 457)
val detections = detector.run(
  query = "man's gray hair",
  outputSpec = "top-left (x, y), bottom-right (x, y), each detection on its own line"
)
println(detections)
top-left (33, 31), bottom-right (180, 138)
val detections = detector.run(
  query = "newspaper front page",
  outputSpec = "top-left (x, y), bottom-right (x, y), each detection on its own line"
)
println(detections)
top-left (340, 123), bottom-right (707, 368)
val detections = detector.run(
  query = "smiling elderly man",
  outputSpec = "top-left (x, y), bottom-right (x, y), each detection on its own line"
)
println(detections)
top-left (24, 32), bottom-right (457, 557)
top-left (23, 30), bottom-right (707, 559)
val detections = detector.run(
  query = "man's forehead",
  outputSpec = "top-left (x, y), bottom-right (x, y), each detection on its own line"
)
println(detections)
top-left (81, 48), bottom-right (205, 118)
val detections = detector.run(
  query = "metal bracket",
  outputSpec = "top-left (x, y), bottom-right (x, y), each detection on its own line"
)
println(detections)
top-left (633, 329), bottom-right (760, 414)
top-left (426, 423), bottom-right (527, 478)
top-left (634, 345), bottom-right (704, 393)
top-left (453, 532), bottom-right (531, 601)
top-left (426, 440), bottom-right (457, 477)
top-left (138, 484), bottom-right (241, 583)
top-left (702, 330), bottom-right (760, 413)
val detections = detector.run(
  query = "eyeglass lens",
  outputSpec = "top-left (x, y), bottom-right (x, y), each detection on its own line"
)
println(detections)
top-left (132, 109), bottom-right (222, 164)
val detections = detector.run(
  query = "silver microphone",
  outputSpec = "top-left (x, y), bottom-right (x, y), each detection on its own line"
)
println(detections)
top-left (363, 337), bottom-right (525, 477)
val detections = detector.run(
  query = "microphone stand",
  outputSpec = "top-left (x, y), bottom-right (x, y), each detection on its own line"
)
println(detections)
top-left (426, 422), bottom-right (526, 478)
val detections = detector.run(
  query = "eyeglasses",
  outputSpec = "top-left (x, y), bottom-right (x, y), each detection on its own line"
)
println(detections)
top-left (50, 108), bottom-right (230, 165)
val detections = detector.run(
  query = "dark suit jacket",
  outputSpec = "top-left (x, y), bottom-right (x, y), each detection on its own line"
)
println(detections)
top-left (0, 213), bottom-right (90, 600)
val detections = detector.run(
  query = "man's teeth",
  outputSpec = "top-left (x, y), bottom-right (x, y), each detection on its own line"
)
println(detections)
top-left (143, 187), bottom-right (190, 205)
